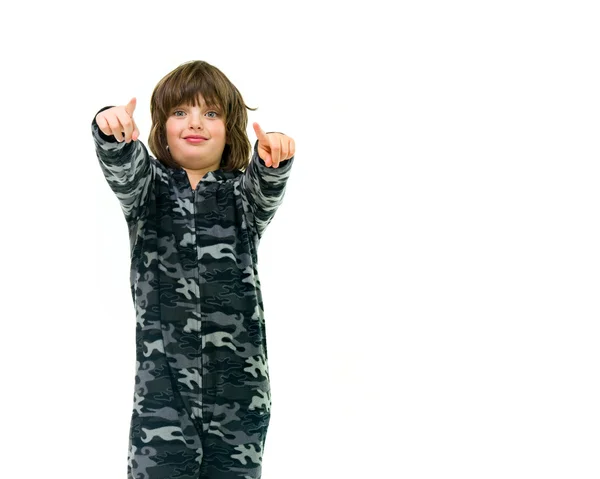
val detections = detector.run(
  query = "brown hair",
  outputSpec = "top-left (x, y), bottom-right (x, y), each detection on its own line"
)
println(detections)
top-left (148, 60), bottom-right (257, 171)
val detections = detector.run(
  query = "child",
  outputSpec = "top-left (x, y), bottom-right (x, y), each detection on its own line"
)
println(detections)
top-left (91, 60), bottom-right (295, 479)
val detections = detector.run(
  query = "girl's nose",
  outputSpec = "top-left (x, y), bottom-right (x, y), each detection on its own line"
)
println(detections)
top-left (189, 112), bottom-right (204, 129)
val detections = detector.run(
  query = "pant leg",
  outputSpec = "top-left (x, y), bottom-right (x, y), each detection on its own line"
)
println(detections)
top-left (199, 396), bottom-right (271, 479)
top-left (126, 345), bottom-right (205, 479)
top-left (127, 400), bottom-right (204, 479)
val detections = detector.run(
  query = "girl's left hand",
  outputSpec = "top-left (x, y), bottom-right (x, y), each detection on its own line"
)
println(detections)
top-left (253, 122), bottom-right (296, 168)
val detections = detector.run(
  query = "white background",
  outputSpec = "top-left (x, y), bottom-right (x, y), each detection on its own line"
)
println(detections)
top-left (1, 1), bottom-right (599, 477)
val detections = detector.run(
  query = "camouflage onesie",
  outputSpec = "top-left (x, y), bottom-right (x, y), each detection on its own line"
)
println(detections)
top-left (91, 107), bottom-right (294, 479)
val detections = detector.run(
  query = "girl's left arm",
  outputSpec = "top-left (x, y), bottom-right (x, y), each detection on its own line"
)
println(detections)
top-left (239, 123), bottom-right (296, 241)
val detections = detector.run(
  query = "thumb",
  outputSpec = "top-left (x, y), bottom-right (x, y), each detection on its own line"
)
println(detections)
top-left (124, 97), bottom-right (137, 117)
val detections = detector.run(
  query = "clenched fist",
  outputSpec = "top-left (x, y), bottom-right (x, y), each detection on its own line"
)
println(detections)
top-left (95, 97), bottom-right (140, 143)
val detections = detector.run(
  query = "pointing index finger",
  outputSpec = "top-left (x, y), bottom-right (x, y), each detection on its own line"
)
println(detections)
top-left (125, 97), bottom-right (137, 117)
top-left (253, 122), bottom-right (268, 142)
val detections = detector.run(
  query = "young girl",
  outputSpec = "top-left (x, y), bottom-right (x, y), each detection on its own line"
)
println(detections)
top-left (91, 60), bottom-right (295, 479)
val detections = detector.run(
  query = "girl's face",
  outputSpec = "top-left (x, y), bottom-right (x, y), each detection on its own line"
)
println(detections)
top-left (165, 94), bottom-right (226, 171)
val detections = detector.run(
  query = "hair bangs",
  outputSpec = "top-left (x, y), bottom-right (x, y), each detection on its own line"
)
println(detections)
top-left (161, 69), bottom-right (224, 117)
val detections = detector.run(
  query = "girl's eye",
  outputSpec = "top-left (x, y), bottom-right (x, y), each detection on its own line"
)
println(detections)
top-left (172, 109), bottom-right (219, 118)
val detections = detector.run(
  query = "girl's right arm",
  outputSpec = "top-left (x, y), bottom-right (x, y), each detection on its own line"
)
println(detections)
top-left (91, 98), bottom-right (153, 226)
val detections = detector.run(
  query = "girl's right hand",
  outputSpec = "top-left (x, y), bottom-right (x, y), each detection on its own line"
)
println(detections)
top-left (95, 97), bottom-right (140, 143)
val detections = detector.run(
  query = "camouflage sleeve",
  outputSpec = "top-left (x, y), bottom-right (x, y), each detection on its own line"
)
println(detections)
top-left (240, 139), bottom-right (294, 240)
top-left (91, 106), bottom-right (154, 226)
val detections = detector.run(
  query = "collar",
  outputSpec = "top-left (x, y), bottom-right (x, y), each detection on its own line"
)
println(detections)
top-left (170, 165), bottom-right (242, 186)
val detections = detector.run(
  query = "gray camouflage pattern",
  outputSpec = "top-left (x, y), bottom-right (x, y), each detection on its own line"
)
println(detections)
top-left (91, 107), bottom-right (294, 479)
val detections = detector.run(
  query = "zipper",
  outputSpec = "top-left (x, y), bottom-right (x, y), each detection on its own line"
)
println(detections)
top-left (192, 185), bottom-right (204, 410)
